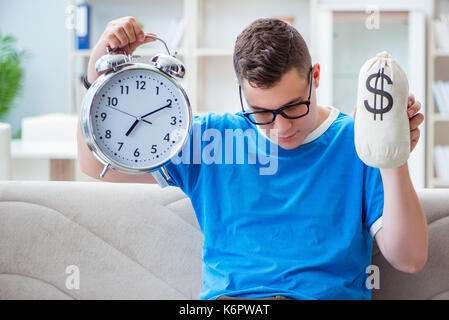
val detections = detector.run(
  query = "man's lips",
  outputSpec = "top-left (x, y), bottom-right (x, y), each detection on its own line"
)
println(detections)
top-left (278, 132), bottom-right (297, 141)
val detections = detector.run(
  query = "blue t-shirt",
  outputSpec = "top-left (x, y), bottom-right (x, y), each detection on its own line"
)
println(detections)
top-left (154, 106), bottom-right (384, 300)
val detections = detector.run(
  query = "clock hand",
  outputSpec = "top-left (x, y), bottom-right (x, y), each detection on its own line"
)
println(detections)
top-left (125, 119), bottom-right (139, 137)
top-left (125, 115), bottom-right (154, 136)
top-left (141, 119), bottom-right (153, 125)
top-left (107, 105), bottom-right (153, 125)
top-left (106, 105), bottom-right (153, 136)
top-left (141, 101), bottom-right (172, 119)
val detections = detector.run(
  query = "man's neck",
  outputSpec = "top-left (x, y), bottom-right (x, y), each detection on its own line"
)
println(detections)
top-left (312, 105), bottom-right (331, 132)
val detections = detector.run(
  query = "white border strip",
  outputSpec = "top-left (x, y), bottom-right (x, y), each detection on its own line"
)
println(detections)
top-left (369, 216), bottom-right (383, 238)
top-left (302, 105), bottom-right (340, 144)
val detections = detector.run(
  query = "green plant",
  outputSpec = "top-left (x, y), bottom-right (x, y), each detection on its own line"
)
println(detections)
top-left (0, 31), bottom-right (25, 121)
top-left (13, 128), bottom-right (21, 139)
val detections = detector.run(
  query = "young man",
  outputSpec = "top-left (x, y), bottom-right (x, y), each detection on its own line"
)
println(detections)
top-left (78, 17), bottom-right (428, 300)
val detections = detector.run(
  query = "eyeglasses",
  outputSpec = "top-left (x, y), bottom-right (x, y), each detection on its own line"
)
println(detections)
top-left (240, 67), bottom-right (313, 125)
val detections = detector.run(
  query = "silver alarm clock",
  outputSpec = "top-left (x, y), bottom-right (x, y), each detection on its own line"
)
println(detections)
top-left (80, 35), bottom-right (192, 185)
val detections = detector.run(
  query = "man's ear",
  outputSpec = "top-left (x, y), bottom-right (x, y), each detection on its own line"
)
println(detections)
top-left (312, 63), bottom-right (320, 88)
top-left (236, 77), bottom-right (239, 85)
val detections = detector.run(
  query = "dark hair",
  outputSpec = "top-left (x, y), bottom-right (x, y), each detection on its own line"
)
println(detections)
top-left (233, 18), bottom-right (312, 89)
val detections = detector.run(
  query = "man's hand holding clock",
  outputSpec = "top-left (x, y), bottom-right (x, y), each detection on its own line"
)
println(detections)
top-left (80, 16), bottom-right (192, 183)
top-left (86, 16), bottom-right (157, 85)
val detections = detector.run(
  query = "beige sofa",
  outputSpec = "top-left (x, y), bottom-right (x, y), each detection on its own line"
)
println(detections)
top-left (0, 181), bottom-right (448, 300)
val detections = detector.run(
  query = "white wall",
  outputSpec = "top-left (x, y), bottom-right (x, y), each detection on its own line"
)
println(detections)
top-left (0, 0), bottom-right (71, 137)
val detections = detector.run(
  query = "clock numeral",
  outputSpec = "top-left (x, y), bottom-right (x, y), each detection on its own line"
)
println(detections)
top-left (151, 144), bottom-right (157, 154)
top-left (105, 130), bottom-right (112, 139)
top-left (120, 85), bottom-right (129, 95)
top-left (134, 148), bottom-right (140, 157)
top-left (156, 86), bottom-right (159, 95)
top-left (107, 97), bottom-right (118, 106)
top-left (170, 116), bottom-right (177, 125)
top-left (117, 142), bottom-right (124, 151)
top-left (100, 112), bottom-right (107, 121)
top-left (136, 80), bottom-right (146, 90)
top-left (163, 133), bottom-right (170, 142)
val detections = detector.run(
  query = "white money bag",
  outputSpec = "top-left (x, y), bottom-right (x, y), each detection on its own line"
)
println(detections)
top-left (354, 51), bottom-right (410, 168)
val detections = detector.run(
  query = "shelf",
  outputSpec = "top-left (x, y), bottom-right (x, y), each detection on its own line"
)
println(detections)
top-left (68, 0), bottom-right (314, 117)
top-left (431, 114), bottom-right (449, 122)
top-left (433, 49), bottom-right (449, 57)
top-left (430, 177), bottom-right (449, 188)
top-left (427, 3), bottom-right (449, 189)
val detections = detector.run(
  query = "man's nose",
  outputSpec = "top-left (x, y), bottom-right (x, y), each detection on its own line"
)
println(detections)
top-left (272, 114), bottom-right (292, 134)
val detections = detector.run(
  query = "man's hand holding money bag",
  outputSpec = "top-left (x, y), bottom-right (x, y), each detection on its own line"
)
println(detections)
top-left (354, 51), bottom-right (424, 168)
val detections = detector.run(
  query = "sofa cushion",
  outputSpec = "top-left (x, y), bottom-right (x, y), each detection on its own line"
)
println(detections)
top-left (0, 181), bottom-right (203, 299)
top-left (372, 188), bottom-right (449, 300)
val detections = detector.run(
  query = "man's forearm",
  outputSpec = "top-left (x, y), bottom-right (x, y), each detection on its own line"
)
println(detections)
top-left (379, 162), bottom-right (428, 272)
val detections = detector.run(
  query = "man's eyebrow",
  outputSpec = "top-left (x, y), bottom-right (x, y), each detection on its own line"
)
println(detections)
top-left (250, 95), bottom-right (304, 111)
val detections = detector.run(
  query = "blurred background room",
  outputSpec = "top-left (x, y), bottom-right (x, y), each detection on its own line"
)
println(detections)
top-left (0, 0), bottom-right (448, 188)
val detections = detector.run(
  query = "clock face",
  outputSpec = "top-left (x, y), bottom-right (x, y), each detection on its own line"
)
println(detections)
top-left (90, 67), bottom-right (190, 171)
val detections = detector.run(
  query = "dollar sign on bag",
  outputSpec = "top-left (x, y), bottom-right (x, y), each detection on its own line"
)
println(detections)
top-left (364, 67), bottom-right (393, 121)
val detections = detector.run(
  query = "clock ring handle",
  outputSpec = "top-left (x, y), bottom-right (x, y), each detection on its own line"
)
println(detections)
top-left (104, 35), bottom-right (173, 56)
top-left (103, 35), bottom-right (173, 57)
top-left (143, 34), bottom-right (174, 57)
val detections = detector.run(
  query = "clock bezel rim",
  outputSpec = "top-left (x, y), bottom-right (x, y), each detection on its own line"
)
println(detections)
top-left (80, 63), bottom-right (192, 175)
